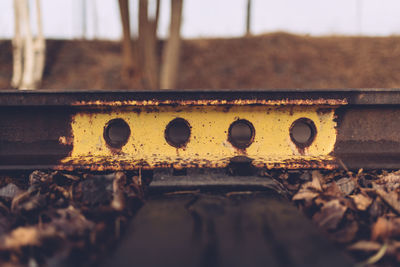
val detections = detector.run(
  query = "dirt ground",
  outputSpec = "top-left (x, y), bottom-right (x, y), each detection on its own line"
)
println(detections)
top-left (2, 32), bottom-right (400, 90)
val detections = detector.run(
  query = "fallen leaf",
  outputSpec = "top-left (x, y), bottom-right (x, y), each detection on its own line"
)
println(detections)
top-left (0, 184), bottom-right (23, 201)
top-left (314, 196), bottom-right (327, 206)
top-left (292, 190), bottom-right (319, 201)
top-left (73, 175), bottom-right (114, 206)
top-left (324, 181), bottom-right (343, 197)
top-left (49, 206), bottom-right (95, 237)
top-left (379, 170), bottom-right (400, 191)
top-left (336, 177), bottom-right (356, 196)
top-left (292, 171), bottom-right (323, 201)
top-left (29, 170), bottom-right (55, 187)
top-left (0, 226), bottom-right (59, 250)
top-left (58, 172), bottom-right (80, 181)
top-left (376, 189), bottom-right (400, 215)
top-left (369, 198), bottom-right (387, 219)
top-left (372, 217), bottom-right (392, 241)
top-left (371, 217), bottom-right (400, 241)
top-left (312, 199), bottom-right (347, 231)
top-left (310, 170), bottom-right (323, 191)
top-left (299, 171), bottom-right (312, 181)
top-left (348, 240), bottom-right (381, 252)
top-left (111, 172), bottom-right (127, 211)
top-left (350, 194), bottom-right (373, 211)
top-left (331, 220), bottom-right (358, 243)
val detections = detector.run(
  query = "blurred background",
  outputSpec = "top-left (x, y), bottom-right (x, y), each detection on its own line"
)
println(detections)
top-left (3, 0), bottom-right (400, 38)
top-left (1, 0), bottom-right (400, 90)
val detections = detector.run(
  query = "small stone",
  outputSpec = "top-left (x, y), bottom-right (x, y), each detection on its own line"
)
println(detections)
top-left (73, 175), bottom-right (114, 206)
top-left (336, 177), bottom-right (356, 196)
top-left (0, 184), bottom-right (22, 201)
top-left (299, 171), bottom-right (312, 181)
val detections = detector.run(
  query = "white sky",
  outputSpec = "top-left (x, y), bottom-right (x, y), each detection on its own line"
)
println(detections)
top-left (1, 0), bottom-right (400, 39)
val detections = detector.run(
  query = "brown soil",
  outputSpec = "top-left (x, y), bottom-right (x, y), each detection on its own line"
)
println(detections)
top-left (2, 32), bottom-right (400, 90)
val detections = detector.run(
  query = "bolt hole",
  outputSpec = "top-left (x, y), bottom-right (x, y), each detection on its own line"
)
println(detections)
top-left (104, 118), bottom-right (131, 149)
top-left (290, 118), bottom-right (316, 148)
top-left (228, 119), bottom-right (255, 149)
top-left (165, 118), bottom-right (191, 148)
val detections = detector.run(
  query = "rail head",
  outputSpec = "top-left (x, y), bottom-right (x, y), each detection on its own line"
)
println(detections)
top-left (0, 88), bottom-right (400, 106)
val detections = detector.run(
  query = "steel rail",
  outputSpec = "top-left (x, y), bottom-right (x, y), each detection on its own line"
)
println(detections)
top-left (0, 89), bottom-right (400, 170)
top-left (1, 88), bottom-right (400, 105)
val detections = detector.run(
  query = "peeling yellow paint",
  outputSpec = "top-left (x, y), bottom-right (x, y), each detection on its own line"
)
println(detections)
top-left (59, 105), bottom-right (338, 170)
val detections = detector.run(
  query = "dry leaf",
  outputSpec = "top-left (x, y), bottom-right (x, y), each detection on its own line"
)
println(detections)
top-left (299, 171), bottom-right (312, 181)
top-left (371, 217), bottom-right (400, 241)
top-left (292, 190), bottom-right (319, 201)
top-left (331, 220), bottom-right (358, 243)
top-left (379, 170), bottom-right (400, 191)
top-left (350, 194), bottom-right (373, 211)
top-left (0, 184), bottom-right (23, 201)
top-left (0, 226), bottom-right (59, 250)
top-left (292, 171), bottom-right (323, 201)
top-left (310, 170), bottom-right (323, 191)
top-left (348, 240), bottom-right (381, 252)
top-left (372, 217), bottom-right (392, 241)
top-left (369, 198), bottom-right (387, 219)
top-left (314, 196), bottom-right (327, 206)
top-left (336, 177), bottom-right (356, 196)
top-left (312, 199), bottom-right (347, 231)
top-left (324, 181), bottom-right (343, 197)
top-left (376, 189), bottom-right (400, 215)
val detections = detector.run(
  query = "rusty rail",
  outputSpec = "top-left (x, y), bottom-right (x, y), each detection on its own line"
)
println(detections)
top-left (0, 89), bottom-right (400, 170)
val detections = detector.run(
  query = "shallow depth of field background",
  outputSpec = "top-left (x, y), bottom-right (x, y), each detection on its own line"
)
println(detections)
top-left (1, 0), bottom-right (400, 39)
top-left (2, 0), bottom-right (400, 90)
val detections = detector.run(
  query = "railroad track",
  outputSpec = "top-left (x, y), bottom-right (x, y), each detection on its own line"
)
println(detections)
top-left (1, 89), bottom-right (399, 266)
top-left (0, 88), bottom-right (399, 171)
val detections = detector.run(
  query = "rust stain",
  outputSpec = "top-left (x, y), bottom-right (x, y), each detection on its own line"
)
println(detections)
top-left (54, 156), bottom-right (338, 171)
top-left (71, 98), bottom-right (348, 107)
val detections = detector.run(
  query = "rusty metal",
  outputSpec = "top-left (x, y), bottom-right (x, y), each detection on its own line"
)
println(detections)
top-left (0, 89), bottom-right (400, 170)
top-left (1, 88), bottom-right (400, 106)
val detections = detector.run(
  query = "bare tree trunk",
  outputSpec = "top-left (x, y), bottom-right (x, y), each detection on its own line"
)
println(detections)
top-left (138, 0), bottom-right (148, 86)
top-left (82, 0), bottom-right (87, 39)
top-left (19, 0), bottom-right (35, 90)
top-left (33, 0), bottom-right (45, 86)
top-left (12, 0), bottom-right (45, 90)
top-left (246, 0), bottom-right (252, 36)
top-left (160, 0), bottom-right (183, 89)
top-left (145, 0), bottom-right (160, 89)
top-left (92, 0), bottom-right (99, 39)
top-left (118, 0), bottom-right (134, 78)
top-left (154, 0), bottom-right (160, 37)
top-left (11, 0), bottom-right (22, 88)
top-left (138, 0), bottom-right (160, 90)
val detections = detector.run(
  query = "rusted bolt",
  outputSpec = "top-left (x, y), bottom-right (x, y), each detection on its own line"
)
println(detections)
top-left (228, 119), bottom-right (255, 149)
top-left (165, 118), bottom-right (191, 148)
top-left (290, 118), bottom-right (316, 148)
top-left (104, 118), bottom-right (131, 148)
